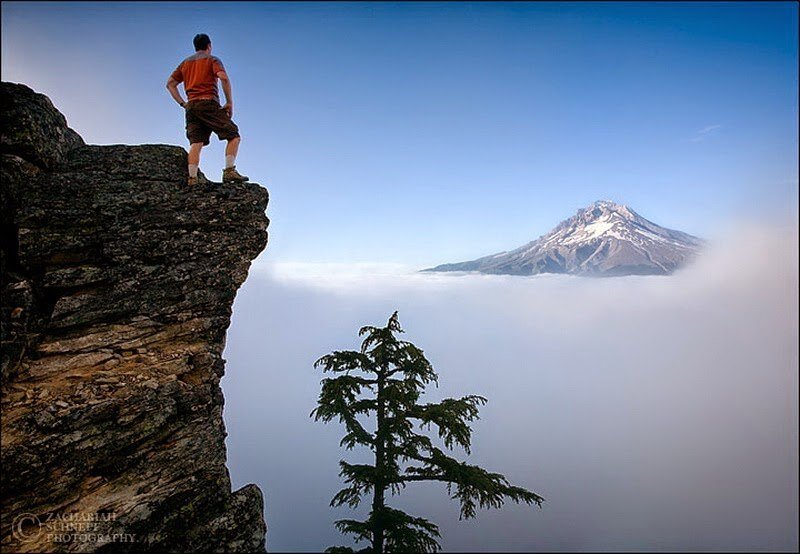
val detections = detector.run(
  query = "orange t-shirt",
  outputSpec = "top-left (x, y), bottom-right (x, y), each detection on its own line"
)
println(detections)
top-left (170, 52), bottom-right (225, 102)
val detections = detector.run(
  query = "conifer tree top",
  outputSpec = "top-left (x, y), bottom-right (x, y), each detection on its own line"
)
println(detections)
top-left (314, 312), bottom-right (543, 553)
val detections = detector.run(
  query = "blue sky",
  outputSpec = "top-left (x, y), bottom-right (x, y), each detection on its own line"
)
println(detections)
top-left (2, 1), bottom-right (797, 266)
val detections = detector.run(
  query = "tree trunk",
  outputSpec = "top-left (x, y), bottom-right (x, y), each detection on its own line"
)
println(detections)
top-left (372, 368), bottom-right (386, 553)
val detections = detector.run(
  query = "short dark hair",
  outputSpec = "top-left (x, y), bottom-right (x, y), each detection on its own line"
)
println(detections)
top-left (193, 34), bottom-right (211, 51)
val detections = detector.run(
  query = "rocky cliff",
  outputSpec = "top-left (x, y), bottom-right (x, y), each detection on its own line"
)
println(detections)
top-left (1, 82), bottom-right (269, 552)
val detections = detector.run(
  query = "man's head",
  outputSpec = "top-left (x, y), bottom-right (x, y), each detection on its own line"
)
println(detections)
top-left (193, 33), bottom-right (211, 52)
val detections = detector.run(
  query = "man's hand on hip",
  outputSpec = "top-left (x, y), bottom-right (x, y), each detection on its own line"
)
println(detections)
top-left (222, 102), bottom-right (233, 117)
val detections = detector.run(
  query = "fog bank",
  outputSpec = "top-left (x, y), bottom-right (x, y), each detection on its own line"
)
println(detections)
top-left (222, 222), bottom-right (798, 552)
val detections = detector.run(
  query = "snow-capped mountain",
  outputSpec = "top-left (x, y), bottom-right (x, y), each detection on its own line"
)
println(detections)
top-left (424, 200), bottom-right (703, 276)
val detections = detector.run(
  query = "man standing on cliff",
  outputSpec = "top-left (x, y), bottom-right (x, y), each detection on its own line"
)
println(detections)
top-left (166, 33), bottom-right (248, 186)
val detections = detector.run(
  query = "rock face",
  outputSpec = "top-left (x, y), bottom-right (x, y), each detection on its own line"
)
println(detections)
top-left (1, 82), bottom-right (268, 552)
top-left (425, 200), bottom-right (702, 276)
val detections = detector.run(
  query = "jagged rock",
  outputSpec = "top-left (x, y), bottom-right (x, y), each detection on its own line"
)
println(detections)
top-left (0, 82), bottom-right (85, 170)
top-left (0, 81), bottom-right (269, 552)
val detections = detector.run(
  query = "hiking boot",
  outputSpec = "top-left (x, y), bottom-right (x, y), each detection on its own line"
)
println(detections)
top-left (187, 169), bottom-right (210, 186)
top-left (222, 166), bottom-right (249, 183)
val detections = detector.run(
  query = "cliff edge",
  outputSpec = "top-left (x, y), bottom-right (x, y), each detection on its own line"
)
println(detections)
top-left (1, 82), bottom-right (269, 552)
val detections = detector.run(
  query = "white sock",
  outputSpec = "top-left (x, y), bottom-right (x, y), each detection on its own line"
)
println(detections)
top-left (225, 155), bottom-right (236, 169)
top-left (188, 164), bottom-right (198, 178)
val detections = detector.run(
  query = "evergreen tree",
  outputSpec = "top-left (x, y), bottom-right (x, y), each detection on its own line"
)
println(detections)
top-left (313, 312), bottom-right (544, 553)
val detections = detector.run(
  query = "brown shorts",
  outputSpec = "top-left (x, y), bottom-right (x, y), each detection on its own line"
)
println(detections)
top-left (185, 99), bottom-right (240, 145)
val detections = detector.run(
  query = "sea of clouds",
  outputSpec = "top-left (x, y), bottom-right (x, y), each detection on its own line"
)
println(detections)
top-left (221, 221), bottom-right (798, 552)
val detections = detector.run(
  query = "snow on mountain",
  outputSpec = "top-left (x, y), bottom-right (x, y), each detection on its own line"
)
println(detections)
top-left (424, 200), bottom-right (703, 276)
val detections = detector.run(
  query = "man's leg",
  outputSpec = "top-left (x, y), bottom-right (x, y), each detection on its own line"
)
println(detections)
top-left (224, 136), bottom-right (240, 169)
top-left (222, 136), bottom-right (248, 182)
top-left (188, 142), bottom-right (204, 179)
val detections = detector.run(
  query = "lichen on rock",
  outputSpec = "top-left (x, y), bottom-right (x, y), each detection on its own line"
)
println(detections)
top-left (1, 81), bottom-right (269, 552)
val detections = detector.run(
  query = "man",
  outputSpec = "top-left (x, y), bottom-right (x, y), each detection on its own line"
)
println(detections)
top-left (166, 33), bottom-right (248, 186)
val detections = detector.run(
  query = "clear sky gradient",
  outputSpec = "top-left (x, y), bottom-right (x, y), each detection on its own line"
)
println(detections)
top-left (2, 2), bottom-right (797, 266)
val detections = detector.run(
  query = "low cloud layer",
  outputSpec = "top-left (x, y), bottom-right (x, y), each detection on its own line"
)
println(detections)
top-left (222, 221), bottom-right (798, 552)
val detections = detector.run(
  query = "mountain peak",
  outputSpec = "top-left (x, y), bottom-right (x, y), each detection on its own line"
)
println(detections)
top-left (589, 199), bottom-right (622, 209)
top-left (425, 200), bottom-right (702, 277)
top-left (582, 199), bottom-right (634, 218)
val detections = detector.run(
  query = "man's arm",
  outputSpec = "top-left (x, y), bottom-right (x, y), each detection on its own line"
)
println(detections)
top-left (166, 77), bottom-right (186, 108)
top-left (217, 71), bottom-right (233, 117)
